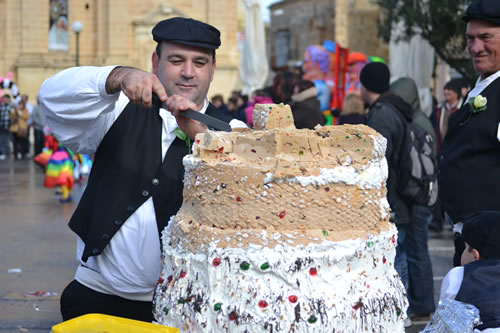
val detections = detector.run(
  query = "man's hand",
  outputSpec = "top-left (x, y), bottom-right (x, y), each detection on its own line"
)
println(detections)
top-left (166, 95), bottom-right (207, 139)
top-left (105, 66), bottom-right (167, 108)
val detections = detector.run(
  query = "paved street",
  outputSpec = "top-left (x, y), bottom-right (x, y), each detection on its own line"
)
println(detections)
top-left (0, 157), bottom-right (455, 332)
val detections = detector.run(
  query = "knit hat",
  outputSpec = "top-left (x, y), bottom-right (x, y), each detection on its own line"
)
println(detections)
top-left (360, 62), bottom-right (390, 94)
top-left (462, 211), bottom-right (500, 259)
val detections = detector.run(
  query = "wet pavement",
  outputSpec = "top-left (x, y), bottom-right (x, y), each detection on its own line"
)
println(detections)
top-left (0, 157), bottom-right (455, 332)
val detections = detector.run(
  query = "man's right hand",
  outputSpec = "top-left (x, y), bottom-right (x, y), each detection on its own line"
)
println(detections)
top-left (105, 66), bottom-right (167, 108)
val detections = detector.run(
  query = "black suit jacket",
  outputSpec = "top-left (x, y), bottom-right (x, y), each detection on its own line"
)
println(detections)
top-left (439, 77), bottom-right (500, 222)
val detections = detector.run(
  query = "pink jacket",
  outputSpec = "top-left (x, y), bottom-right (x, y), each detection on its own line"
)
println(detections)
top-left (245, 96), bottom-right (274, 127)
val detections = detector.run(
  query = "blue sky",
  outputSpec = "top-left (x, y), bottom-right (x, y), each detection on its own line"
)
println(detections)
top-left (260, 0), bottom-right (280, 23)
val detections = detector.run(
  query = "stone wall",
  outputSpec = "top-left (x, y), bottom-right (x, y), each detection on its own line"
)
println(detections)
top-left (269, 0), bottom-right (388, 68)
top-left (0, 0), bottom-right (239, 102)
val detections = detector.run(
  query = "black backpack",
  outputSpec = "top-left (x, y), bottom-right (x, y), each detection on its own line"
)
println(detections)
top-left (384, 103), bottom-right (439, 207)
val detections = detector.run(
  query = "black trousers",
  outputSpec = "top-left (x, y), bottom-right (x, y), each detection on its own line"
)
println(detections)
top-left (60, 280), bottom-right (154, 322)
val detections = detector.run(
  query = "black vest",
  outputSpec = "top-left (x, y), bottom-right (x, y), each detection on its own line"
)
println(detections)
top-left (456, 260), bottom-right (500, 330)
top-left (69, 102), bottom-right (231, 262)
top-left (439, 77), bottom-right (500, 222)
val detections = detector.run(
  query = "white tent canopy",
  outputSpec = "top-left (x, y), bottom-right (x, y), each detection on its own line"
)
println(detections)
top-left (389, 28), bottom-right (435, 116)
top-left (239, 0), bottom-right (269, 96)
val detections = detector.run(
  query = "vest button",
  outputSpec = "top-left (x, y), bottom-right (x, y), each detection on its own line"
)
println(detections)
top-left (152, 178), bottom-right (159, 185)
top-left (114, 219), bottom-right (123, 226)
top-left (102, 233), bottom-right (110, 241)
top-left (142, 190), bottom-right (150, 197)
top-left (92, 248), bottom-right (99, 254)
top-left (126, 205), bottom-right (134, 211)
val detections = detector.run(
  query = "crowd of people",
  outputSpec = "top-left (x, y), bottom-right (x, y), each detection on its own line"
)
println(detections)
top-left (0, 94), bottom-right (46, 160)
top-left (2, 0), bottom-right (499, 330)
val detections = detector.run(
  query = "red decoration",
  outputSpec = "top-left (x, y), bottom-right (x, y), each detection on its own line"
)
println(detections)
top-left (212, 258), bottom-right (221, 267)
top-left (392, 235), bottom-right (396, 244)
top-left (236, 196), bottom-right (242, 202)
top-left (229, 311), bottom-right (238, 321)
top-left (309, 267), bottom-right (318, 276)
top-left (382, 256), bottom-right (387, 264)
top-left (352, 301), bottom-right (362, 310)
top-left (179, 271), bottom-right (187, 278)
top-left (251, 149), bottom-right (256, 153)
top-left (218, 147), bottom-right (224, 152)
top-left (288, 295), bottom-right (298, 303)
top-left (258, 300), bottom-right (268, 308)
top-left (195, 139), bottom-right (200, 144)
top-left (157, 277), bottom-right (164, 284)
top-left (279, 210), bottom-right (286, 219)
top-left (167, 275), bottom-right (173, 283)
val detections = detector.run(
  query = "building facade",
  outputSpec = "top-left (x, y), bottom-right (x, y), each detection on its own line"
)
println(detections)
top-left (269, 0), bottom-right (388, 68)
top-left (0, 0), bottom-right (240, 102)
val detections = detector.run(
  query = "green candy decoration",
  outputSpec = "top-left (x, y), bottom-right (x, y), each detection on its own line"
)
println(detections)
top-left (214, 303), bottom-right (222, 311)
top-left (240, 261), bottom-right (250, 271)
top-left (260, 262), bottom-right (270, 270)
top-left (307, 315), bottom-right (317, 324)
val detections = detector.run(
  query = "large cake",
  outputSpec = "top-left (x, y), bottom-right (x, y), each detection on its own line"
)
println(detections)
top-left (153, 104), bottom-right (407, 332)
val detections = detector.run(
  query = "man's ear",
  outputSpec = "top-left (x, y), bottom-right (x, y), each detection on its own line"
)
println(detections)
top-left (152, 52), bottom-right (159, 75)
top-left (473, 248), bottom-right (481, 261)
top-left (210, 58), bottom-right (216, 82)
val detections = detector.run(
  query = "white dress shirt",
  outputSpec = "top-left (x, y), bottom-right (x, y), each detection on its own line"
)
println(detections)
top-left (39, 66), bottom-right (246, 301)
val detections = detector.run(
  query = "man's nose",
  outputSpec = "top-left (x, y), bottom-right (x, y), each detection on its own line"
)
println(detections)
top-left (181, 61), bottom-right (194, 78)
top-left (469, 38), bottom-right (484, 55)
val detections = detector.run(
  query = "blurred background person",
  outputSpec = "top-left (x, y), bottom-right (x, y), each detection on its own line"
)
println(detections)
top-left (337, 93), bottom-right (366, 125)
top-left (289, 78), bottom-right (325, 129)
top-left (31, 96), bottom-right (47, 156)
top-left (245, 89), bottom-right (273, 128)
top-left (9, 100), bottom-right (29, 159)
top-left (431, 79), bottom-right (463, 155)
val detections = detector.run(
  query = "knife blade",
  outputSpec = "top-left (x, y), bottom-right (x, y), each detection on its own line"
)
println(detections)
top-left (152, 94), bottom-right (231, 132)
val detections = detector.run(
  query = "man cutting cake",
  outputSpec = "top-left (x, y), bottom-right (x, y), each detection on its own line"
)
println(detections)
top-left (39, 17), bottom-right (245, 322)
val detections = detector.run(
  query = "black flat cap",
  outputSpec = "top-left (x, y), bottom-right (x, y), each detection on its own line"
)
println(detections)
top-left (152, 17), bottom-right (221, 50)
top-left (462, 0), bottom-right (500, 25)
top-left (462, 211), bottom-right (500, 259)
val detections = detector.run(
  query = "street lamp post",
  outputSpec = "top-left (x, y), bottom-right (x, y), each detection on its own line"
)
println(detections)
top-left (72, 21), bottom-right (83, 66)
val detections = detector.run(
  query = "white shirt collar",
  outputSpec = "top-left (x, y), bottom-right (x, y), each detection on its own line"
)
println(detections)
top-left (467, 70), bottom-right (500, 100)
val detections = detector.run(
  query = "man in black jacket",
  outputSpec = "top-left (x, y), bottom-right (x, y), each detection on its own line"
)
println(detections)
top-left (439, 0), bottom-right (500, 266)
top-left (360, 62), bottom-right (412, 303)
top-left (39, 17), bottom-right (244, 322)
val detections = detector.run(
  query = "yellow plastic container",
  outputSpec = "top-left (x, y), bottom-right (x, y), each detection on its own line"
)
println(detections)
top-left (51, 313), bottom-right (179, 333)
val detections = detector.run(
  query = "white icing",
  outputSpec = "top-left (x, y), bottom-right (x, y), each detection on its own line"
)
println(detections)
top-left (154, 222), bottom-right (407, 332)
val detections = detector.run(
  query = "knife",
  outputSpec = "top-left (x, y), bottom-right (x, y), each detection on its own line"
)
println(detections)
top-left (152, 94), bottom-right (232, 132)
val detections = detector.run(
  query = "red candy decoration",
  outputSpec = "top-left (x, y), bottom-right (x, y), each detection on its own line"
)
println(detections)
top-left (179, 271), bottom-right (187, 278)
top-left (309, 267), bottom-right (317, 276)
top-left (288, 295), bottom-right (298, 303)
top-left (279, 210), bottom-right (286, 219)
top-left (236, 196), bottom-right (242, 202)
top-left (218, 147), bottom-right (224, 152)
top-left (157, 277), bottom-right (164, 284)
top-left (212, 258), bottom-right (221, 267)
top-left (167, 275), bottom-right (173, 283)
top-left (352, 301), bottom-right (362, 310)
top-left (382, 256), bottom-right (387, 264)
top-left (229, 311), bottom-right (238, 321)
top-left (392, 235), bottom-right (396, 244)
top-left (258, 300), bottom-right (268, 308)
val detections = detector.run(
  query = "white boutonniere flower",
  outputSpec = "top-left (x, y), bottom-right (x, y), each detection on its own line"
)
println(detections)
top-left (461, 94), bottom-right (487, 126)
top-left (469, 94), bottom-right (487, 113)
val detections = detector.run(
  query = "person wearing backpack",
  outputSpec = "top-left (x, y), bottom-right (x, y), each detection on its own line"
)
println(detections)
top-left (391, 77), bottom-right (437, 325)
top-left (360, 63), bottom-right (413, 320)
top-left (440, 0), bottom-right (500, 268)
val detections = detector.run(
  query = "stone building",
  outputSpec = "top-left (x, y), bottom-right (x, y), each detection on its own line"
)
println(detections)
top-left (0, 0), bottom-right (240, 102)
top-left (269, 0), bottom-right (388, 68)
